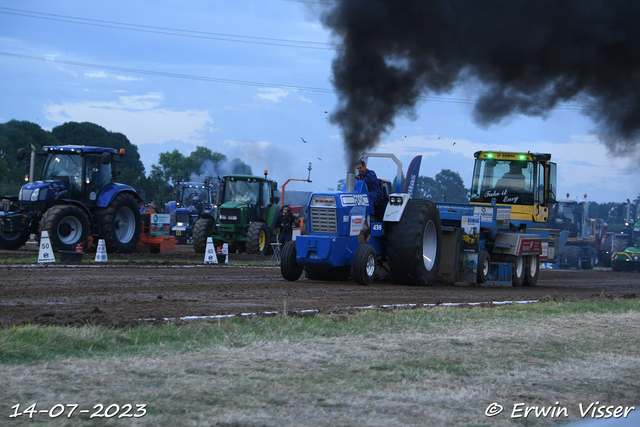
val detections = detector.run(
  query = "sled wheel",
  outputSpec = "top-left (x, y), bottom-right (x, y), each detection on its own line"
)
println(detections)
top-left (477, 250), bottom-right (491, 284)
top-left (523, 255), bottom-right (539, 287)
top-left (512, 255), bottom-right (525, 287)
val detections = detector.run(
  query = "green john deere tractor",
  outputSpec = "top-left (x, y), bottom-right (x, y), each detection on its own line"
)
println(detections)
top-left (192, 172), bottom-right (282, 255)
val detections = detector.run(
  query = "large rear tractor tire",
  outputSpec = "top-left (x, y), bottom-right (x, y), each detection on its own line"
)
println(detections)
top-left (563, 245), bottom-right (583, 270)
top-left (353, 244), bottom-right (376, 286)
top-left (40, 204), bottom-right (90, 251)
top-left (246, 222), bottom-right (270, 255)
top-left (599, 234), bottom-right (613, 267)
top-left (583, 246), bottom-right (596, 270)
top-left (281, 241), bottom-right (303, 281)
top-left (611, 238), bottom-right (632, 272)
top-left (387, 199), bottom-right (442, 286)
top-left (100, 193), bottom-right (142, 253)
top-left (193, 218), bottom-right (214, 253)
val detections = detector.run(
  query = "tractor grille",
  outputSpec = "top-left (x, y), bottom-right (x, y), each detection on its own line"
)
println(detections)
top-left (310, 208), bottom-right (337, 234)
top-left (219, 208), bottom-right (241, 225)
top-left (176, 212), bottom-right (190, 224)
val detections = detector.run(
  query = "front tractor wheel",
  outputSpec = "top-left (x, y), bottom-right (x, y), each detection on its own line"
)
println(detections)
top-left (100, 193), bottom-right (142, 253)
top-left (193, 218), bottom-right (214, 253)
top-left (353, 244), bottom-right (376, 286)
top-left (40, 204), bottom-right (90, 251)
top-left (387, 199), bottom-right (442, 286)
top-left (246, 222), bottom-right (270, 255)
top-left (0, 201), bottom-right (30, 250)
top-left (281, 241), bottom-right (303, 281)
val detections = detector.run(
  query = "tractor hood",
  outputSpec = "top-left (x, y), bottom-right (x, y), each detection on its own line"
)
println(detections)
top-left (18, 179), bottom-right (70, 202)
top-left (219, 201), bottom-right (248, 210)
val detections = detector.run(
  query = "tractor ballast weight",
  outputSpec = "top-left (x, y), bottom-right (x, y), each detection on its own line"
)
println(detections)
top-left (281, 153), bottom-right (555, 287)
top-left (0, 145), bottom-right (142, 253)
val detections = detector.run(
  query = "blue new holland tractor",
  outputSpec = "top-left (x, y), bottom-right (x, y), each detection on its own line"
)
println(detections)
top-left (0, 145), bottom-right (142, 253)
top-left (165, 179), bottom-right (217, 244)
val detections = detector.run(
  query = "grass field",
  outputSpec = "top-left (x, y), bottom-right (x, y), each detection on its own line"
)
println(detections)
top-left (2, 298), bottom-right (639, 426)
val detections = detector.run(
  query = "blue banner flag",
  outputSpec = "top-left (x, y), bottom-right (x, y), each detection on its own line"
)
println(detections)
top-left (403, 155), bottom-right (422, 198)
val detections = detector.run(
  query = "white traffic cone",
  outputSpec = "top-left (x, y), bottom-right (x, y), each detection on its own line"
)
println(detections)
top-left (95, 239), bottom-right (108, 262)
top-left (222, 243), bottom-right (229, 264)
top-left (204, 237), bottom-right (218, 264)
top-left (38, 231), bottom-right (55, 264)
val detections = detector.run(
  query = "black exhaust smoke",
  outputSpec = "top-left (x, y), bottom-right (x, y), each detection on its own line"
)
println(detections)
top-left (320, 0), bottom-right (640, 160)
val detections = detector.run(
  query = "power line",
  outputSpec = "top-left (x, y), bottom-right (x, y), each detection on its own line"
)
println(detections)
top-left (0, 51), bottom-right (336, 93)
top-left (0, 51), bottom-right (592, 112)
top-left (0, 6), bottom-right (341, 50)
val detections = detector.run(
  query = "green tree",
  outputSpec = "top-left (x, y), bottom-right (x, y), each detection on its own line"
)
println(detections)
top-left (415, 169), bottom-right (468, 203)
top-left (149, 146), bottom-right (252, 209)
top-left (0, 120), bottom-right (58, 195)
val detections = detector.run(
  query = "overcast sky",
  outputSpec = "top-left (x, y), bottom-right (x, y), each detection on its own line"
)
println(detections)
top-left (2, 0), bottom-right (639, 204)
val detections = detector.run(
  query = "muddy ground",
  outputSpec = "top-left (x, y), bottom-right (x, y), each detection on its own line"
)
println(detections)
top-left (0, 242), bottom-right (639, 327)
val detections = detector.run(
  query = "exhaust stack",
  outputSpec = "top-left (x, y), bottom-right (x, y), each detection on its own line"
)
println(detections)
top-left (346, 172), bottom-right (355, 193)
top-left (29, 144), bottom-right (36, 183)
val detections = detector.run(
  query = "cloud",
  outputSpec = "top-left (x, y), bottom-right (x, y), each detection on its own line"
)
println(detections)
top-left (115, 75), bottom-right (142, 81)
top-left (85, 71), bottom-right (107, 78)
top-left (44, 93), bottom-right (213, 146)
top-left (256, 88), bottom-right (291, 103)
top-left (84, 71), bottom-right (142, 81)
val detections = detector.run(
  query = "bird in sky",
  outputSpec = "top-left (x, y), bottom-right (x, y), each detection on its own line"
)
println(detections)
top-left (317, 157), bottom-right (322, 161)
top-left (301, 137), bottom-right (307, 143)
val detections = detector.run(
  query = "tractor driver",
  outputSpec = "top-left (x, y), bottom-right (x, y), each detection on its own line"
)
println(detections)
top-left (355, 160), bottom-right (383, 207)
top-left (496, 161), bottom-right (526, 191)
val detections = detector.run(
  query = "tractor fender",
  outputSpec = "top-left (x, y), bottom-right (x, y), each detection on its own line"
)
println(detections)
top-left (165, 200), bottom-right (177, 213)
top-left (96, 184), bottom-right (142, 207)
top-left (382, 193), bottom-right (411, 222)
top-left (49, 200), bottom-right (95, 230)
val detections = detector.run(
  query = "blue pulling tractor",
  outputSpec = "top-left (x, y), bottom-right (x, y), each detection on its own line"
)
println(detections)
top-left (281, 153), bottom-right (561, 286)
top-left (0, 145), bottom-right (142, 253)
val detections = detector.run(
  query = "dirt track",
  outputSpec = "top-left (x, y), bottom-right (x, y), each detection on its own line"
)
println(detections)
top-left (1, 243), bottom-right (639, 327)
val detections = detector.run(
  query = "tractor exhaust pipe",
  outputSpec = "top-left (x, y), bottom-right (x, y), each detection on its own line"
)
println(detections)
top-left (29, 144), bottom-right (36, 183)
top-left (346, 172), bottom-right (355, 193)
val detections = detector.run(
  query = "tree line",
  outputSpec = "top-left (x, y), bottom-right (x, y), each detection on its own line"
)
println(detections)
top-left (0, 120), bottom-right (251, 209)
top-left (0, 120), bottom-right (637, 231)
